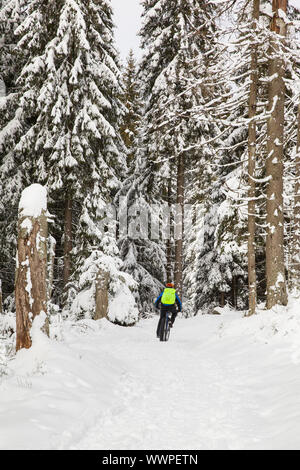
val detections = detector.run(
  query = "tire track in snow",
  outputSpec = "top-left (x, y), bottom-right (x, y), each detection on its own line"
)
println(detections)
top-left (69, 317), bottom-right (264, 450)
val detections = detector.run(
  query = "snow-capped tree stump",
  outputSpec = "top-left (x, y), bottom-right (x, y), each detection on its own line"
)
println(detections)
top-left (95, 269), bottom-right (109, 320)
top-left (15, 184), bottom-right (49, 351)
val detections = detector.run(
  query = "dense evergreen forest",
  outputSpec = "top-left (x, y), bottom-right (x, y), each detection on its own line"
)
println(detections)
top-left (0, 0), bottom-right (300, 347)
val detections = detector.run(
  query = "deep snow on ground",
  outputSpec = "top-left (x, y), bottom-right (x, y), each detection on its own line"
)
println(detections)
top-left (2, 298), bottom-right (300, 450)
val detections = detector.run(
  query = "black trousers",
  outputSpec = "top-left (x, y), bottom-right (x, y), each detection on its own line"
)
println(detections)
top-left (156, 304), bottom-right (178, 336)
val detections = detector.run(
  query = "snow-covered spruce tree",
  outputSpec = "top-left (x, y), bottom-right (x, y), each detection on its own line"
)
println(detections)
top-left (0, 0), bottom-right (139, 324)
top-left (138, 0), bottom-right (179, 297)
top-left (0, 0), bottom-right (29, 303)
top-left (0, 0), bottom-right (27, 94)
top-left (192, 0), bottom-right (286, 314)
top-left (139, 0), bottom-right (222, 306)
top-left (182, 1), bottom-right (249, 313)
top-left (116, 52), bottom-right (165, 315)
top-left (201, 0), bottom-right (300, 312)
top-left (117, 153), bottom-right (168, 316)
top-left (119, 50), bottom-right (142, 169)
top-left (213, 0), bottom-right (269, 313)
top-left (173, 1), bottom-right (249, 314)
top-left (193, 141), bottom-right (249, 314)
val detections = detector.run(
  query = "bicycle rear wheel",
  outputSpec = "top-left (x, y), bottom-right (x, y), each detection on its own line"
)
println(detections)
top-left (159, 314), bottom-right (170, 342)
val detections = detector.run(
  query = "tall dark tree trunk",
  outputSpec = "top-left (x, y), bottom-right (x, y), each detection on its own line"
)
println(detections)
top-left (63, 195), bottom-right (72, 290)
top-left (166, 177), bottom-right (172, 283)
top-left (265, 0), bottom-right (288, 309)
top-left (175, 154), bottom-right (184, 299)
top-left (247, 0), bottom-right (260, 316)
top-left (232, 276), bottom-right (237, 309)
top-left (290, 103), bottom-right (300, 290)
top-left (47, 235), bottom-right (56, 302)
top-left (219, 292), bottom-right (225, 309)
top-left (0, 279), bottom-right (2, 314)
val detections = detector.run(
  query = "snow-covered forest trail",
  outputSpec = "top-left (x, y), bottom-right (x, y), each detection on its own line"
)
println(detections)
top-left (69, 311), bottom-right (300, 451)
top-left (2, 306), bottom-right (300, 450)
top-left (72, 316), bottom-right (257, 450)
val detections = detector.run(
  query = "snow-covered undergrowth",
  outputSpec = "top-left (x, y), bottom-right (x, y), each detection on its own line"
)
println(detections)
top-left (1, 295), bottom-right (300, 450)
top-left (0, 316), bottom-right (125, 450)
top-left (218, 296), bottom-right (300, 353)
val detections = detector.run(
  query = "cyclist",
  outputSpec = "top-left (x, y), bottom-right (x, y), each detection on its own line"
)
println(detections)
top-left (154, 283), bottom-right (182, 336)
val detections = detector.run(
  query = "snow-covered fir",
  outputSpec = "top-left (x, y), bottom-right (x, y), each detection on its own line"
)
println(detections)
top-left (0, 0), bottom-right (138, 324)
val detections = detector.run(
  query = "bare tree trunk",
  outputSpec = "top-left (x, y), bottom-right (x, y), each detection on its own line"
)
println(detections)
top-left (290, 103), bottom-right (300, 290)
top-left (63, 196), bottom-right (72, 289)
top-left (174, 153), bottom-right (184, 299)
top-left (247, 0), bottom-right (260, 316)
top-left (166, 177), bottom-right (172, 282)
top-left (232, 275), bottom-right (237, 309)
top-left (15, 187), bottom-right (49, 351)
top-left (265, 0), bottom-right (288, 309)
top-left (219, 292), bottom-right (225, 309)
top-left (48, 235), bottom-right (56, 302)
top-left (95, 269), bottom-right (110, 320)
top-left (0, 279), bottom-right (2, 315)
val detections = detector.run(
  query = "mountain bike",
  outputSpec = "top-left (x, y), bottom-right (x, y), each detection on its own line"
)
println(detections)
top-left (157, 310), bottom-right (172, 342)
